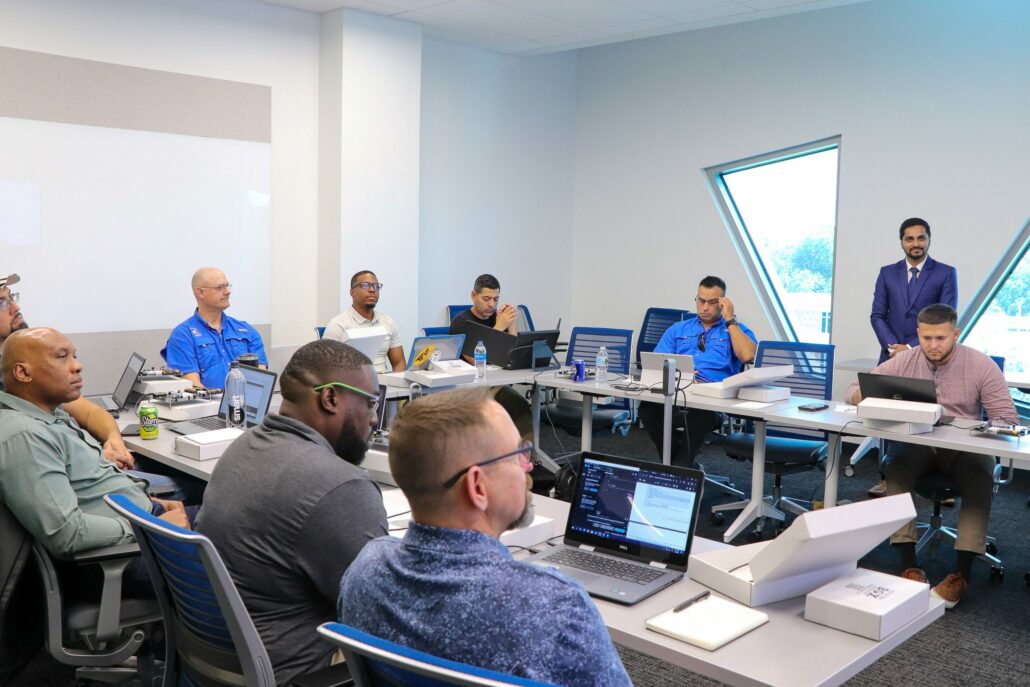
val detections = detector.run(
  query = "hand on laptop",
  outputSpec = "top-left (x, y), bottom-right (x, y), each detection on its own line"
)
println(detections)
top-left (103, 438), bottom-right (136, 470)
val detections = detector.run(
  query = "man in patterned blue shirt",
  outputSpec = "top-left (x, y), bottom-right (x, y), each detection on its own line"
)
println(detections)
top-left (162, 267), bottom-right (267, 388)
top-left (338, 387), bottom-right (631, 686)
top-left (639, 275), bottom-right (757, 467)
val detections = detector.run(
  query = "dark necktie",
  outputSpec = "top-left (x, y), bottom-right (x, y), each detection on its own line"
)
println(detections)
top-left (908, 266), bottom-right (919, 297)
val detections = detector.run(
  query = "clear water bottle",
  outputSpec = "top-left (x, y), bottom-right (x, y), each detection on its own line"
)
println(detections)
top-left (474, 340), bottom-right (487, 381)
top-left (595, 346), bottom-right (609, 385)
top-left (225, 361), bottom-right (247, 429)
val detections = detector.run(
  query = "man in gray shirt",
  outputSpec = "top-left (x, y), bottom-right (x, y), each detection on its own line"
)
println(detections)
top-left (197, 340), bottom-right (388, 686)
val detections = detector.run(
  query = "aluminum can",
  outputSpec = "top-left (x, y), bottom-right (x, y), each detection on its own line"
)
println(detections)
top-left (138, 401), bottom-right (159, 440)
top-left (572, 359), bottom-right (586, 382)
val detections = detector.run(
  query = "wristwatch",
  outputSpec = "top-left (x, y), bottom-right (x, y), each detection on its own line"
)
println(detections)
top-left (725, 317), bottom-right (738, 327)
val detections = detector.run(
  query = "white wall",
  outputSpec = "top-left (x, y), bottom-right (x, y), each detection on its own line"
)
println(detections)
top-left (418, 38), bottom-right (577, 333)
top-left (0, 0), bottom-right (320, 346)
top-left (571, 0), bottom-right (1030, 394)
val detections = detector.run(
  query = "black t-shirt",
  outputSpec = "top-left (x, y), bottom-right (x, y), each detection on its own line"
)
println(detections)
top-left (450, 309), bottom-right (497, 359)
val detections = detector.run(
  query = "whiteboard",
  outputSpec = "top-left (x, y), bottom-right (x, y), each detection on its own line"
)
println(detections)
top-left (0, 116), bottom-right (271, 334)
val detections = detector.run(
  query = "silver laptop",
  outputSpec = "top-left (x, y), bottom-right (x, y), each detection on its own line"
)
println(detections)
top-left (407, 334), bottom-right (465, 370)
top-left (525, 452), bottom-right (704, 605)
top-left (639, 352), bottom-right (694, 389)
top-left (165, 366), bottom-right (278, 435)
top-left (87, 353), bottom-right (146, 412)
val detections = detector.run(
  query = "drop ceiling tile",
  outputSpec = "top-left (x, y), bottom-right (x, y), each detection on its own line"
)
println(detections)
top-left (414, 0), bottom-right (583, 39)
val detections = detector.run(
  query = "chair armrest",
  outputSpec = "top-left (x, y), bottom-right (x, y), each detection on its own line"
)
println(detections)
top-left (146, 484), bottom-right (177, 498)
top-left (69, 543), bottom-right (140, 564)
top-left (290, 662), bottom-right (353, 687)
top-left (70, 544), bottom-right (141, 642)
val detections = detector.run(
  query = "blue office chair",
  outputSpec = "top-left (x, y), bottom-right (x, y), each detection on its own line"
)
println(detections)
top-left (635, 307), bottom-right (694, 367)
top-left (545, 327), bottom-right (634, 437)
top-left (516, 305), bottom-right (535, 332)
top-left (447, 305), bottom-right (471, 325)
top-left (317, 622), bottom-right (557, 687)
top-left (315, 326), bottom-right (326, 339)
top-left (712, 341), bottom-right (835, 539)
top-left (104, 495), bottom-right (350, 687)
top-left (422, 326), bottom-right (451, 337)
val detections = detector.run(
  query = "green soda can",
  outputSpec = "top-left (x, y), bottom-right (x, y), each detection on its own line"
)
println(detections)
top-left (139, 401), bottom-right (159, 440)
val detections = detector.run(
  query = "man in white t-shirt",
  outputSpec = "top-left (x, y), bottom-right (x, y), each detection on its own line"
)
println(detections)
top-left (324, 270), bottom-right (405, 373)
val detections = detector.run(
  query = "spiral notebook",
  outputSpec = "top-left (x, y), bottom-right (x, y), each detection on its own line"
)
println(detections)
top-left (645, 595), bottom-right (768, 651)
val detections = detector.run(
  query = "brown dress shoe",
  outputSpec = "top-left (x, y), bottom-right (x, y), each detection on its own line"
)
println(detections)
top-left (867, 480), bottom-right (888, 498)
top-left (931, 572), bottom-right (968, 609)
top-left (900, 567), bottom-right (928, 584)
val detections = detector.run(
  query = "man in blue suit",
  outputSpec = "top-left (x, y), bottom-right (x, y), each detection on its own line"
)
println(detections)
top-left (871, 218), bottom-right (957, 363)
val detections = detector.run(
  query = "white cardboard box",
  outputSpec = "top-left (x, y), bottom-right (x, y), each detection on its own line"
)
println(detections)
top-left (381, 371), bottom-right (410, 388)
top-left (689, 494), bottom-right (916, 607)
top-left (805, 568), bottom-right (930, 640)
top-left (737, 385), bottom-right (791, 402)
top-left (174, 428), bottom-right (243, 460)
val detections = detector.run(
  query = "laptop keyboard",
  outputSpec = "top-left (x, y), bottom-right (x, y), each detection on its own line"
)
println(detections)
top-left (193, 415), bottom-right (230, 431)
top-left (542, 547), bottom-right (665, 585)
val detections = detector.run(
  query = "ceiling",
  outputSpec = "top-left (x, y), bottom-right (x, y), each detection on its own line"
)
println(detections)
top-left (257, 0), bottom-right (872, 55)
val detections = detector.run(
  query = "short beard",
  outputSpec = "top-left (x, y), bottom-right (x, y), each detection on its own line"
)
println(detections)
top-left (334, 424), bottom-right (370, 466)
top-left (506, 476), bottom-right (535, 531)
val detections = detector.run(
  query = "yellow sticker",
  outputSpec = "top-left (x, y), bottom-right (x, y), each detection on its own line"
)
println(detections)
top-left (413, 345), bottom-right (436, 367)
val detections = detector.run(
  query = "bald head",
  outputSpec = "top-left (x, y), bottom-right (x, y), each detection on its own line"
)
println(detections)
top-left (2, 328), bottom-right (84, 412)
top-left (191, 267), bottom-right (232, 313)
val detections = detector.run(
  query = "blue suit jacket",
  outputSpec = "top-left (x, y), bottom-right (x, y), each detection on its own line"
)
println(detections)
top-left (870, 256), bottom-right (957, 363)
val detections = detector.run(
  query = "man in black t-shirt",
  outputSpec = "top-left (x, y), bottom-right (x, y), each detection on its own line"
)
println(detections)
top-left (449, 273), bottom-right (518, 362)
top-left (448, 274), bottom-right (532, 442)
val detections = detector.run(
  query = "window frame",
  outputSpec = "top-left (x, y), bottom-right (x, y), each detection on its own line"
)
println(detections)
top-left (704, 136), bottom-right (842, 344)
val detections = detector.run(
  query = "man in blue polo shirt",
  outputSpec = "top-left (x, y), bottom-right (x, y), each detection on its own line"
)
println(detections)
top-left (639, 275), bottom-right (757, 466)
top-left (162, 267), bottom-right (267, 389)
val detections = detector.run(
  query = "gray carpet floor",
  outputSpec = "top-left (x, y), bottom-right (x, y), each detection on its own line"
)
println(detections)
top-left (10, 421), bottom-right (1030, 686)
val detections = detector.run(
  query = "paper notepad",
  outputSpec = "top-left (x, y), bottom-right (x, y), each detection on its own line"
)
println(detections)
top-left (645, 595), bottom-right (769, 651)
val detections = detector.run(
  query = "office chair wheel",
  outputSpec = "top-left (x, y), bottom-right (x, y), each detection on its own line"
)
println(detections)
top-left (989, 566), bottom-right (1004, 581)
top-left (710, 512), bottom-right (725, 526)
top-left (986, 542), bottom-right (999, 556)
top-left (844, 465), bottom-right (855, 477)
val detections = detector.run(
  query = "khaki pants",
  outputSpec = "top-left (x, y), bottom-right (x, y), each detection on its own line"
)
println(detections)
top-left (883, 442), bottom-right (995, 554)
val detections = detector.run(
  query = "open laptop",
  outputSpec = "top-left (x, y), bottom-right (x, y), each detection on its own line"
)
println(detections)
top-left (857, 372), bottom-right (953, 424)
top-left (87, 353), bottom-right (146, 412)
top-left (459, 321), bottom-right (560, 370)
top-left (407, 334), bottom-right (465, 370)
top-left (525, 452), bottom-right (705, 605)
top-left (165, 366), bottom-right (278, 435)
top-left (639, 352), bottom-right (694, 389)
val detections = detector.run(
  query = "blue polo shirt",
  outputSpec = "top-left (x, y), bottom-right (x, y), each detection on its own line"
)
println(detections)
top-left (655, 317), bottom-right (756, 382)
top-left (161, 310), bottom-right (267, 388)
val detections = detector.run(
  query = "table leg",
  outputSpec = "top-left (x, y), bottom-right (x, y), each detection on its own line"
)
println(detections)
top-left (581, 398), bottom-right (593, 452)
top-left (824, 432), bottom-right (842, 507)
top-left (529, 383), bottom-right (562, 473)
top-left (721, 420), bottom-right (784, 542)
top-left (661, 394), bottom-right (672, 466)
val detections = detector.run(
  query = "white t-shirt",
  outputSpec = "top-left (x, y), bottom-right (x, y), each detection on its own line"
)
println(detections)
top-left (323, 307), bottom-right (401, 373)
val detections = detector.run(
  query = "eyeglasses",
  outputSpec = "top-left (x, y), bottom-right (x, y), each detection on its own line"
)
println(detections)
top-left (697, 329), bottom-right (707, 353)
top-left (0, 292), bottom-right (19, 312)
top-left (313, 382), bottom-right (380, 416)
top-left (199, 283), bottom-right (232, 292)
top-left (442, 442), bottom-right (534, 489)
top-left (352, 282), bottom-right (384, 292)
top-left (694, 296), bottom-right (721, 308)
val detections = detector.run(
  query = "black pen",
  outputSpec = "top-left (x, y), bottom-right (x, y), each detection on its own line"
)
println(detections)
top-left (673, 590), bottom-right (710, 613)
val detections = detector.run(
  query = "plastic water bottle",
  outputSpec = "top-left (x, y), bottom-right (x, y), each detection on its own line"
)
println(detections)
top-left (225, 361), bottom-right (247, 429)
top-left (474, 340), bottom-right (487, 381)
top-left (595, 346), bottom-right (609, 385)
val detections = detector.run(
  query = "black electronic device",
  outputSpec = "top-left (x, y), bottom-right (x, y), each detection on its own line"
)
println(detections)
top-left (798, 402), bottom-right (828, 412)
top-left (662, 358), bottom-right (676, 396)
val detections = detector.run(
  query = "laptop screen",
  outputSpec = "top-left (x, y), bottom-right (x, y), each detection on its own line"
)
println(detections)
top-left (565, 453), bottom-right (703, 569)
top-left (407, 335), bottom-right (465, 370)
top-left (858, 372), bottom-right (937, 404)
top-left (112, 353), bottom-right (146, 408)
top-left (217, 366), bottom-right (277, 425)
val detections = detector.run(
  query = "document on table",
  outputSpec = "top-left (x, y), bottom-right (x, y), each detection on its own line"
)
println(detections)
top-left (646, 595), bottom-right (768, 651)
top-left (834, 404), bottom-right (857, 414)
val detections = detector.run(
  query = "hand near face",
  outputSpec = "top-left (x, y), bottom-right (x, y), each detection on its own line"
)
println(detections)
top-left (719, 297), bottom-right (735, 321)
top-left (496, 304), bottom-right (518, 329)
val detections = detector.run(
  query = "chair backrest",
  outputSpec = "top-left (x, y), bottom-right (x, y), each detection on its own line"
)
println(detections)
top-left (0, 502), bottom-right (43, 681)
top-left (315, 326), bottom-right (326, 339)
top-left (635, 308), bottom-right (694, 365)
top-left (447, 305), bottom-right (471, 325)
top-left (755, 340), bottom-right (835, 441)
top-left (515, 305), bottom-right (535, 332)
top-left (317, 623), bottom-right (557, 687)
top-left (422, 326), bottom-right (451, 337)
top-left (104, 494), bottom-right (277, 687)
top-left (564, 327), bottom-right (633, 374)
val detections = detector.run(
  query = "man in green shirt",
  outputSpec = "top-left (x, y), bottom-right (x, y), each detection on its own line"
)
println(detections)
top-left (0, 327), bottom-right (190, 558)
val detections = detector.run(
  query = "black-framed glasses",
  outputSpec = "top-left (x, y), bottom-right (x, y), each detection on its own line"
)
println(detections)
top-left (0, 292), bottom-right (19, 312)
top-left (313, 381), bottom-right (380, 416)
top-left (442, 442), bottom-right (534, 489)
top-left (352, 281), bottom-right (384, 292)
